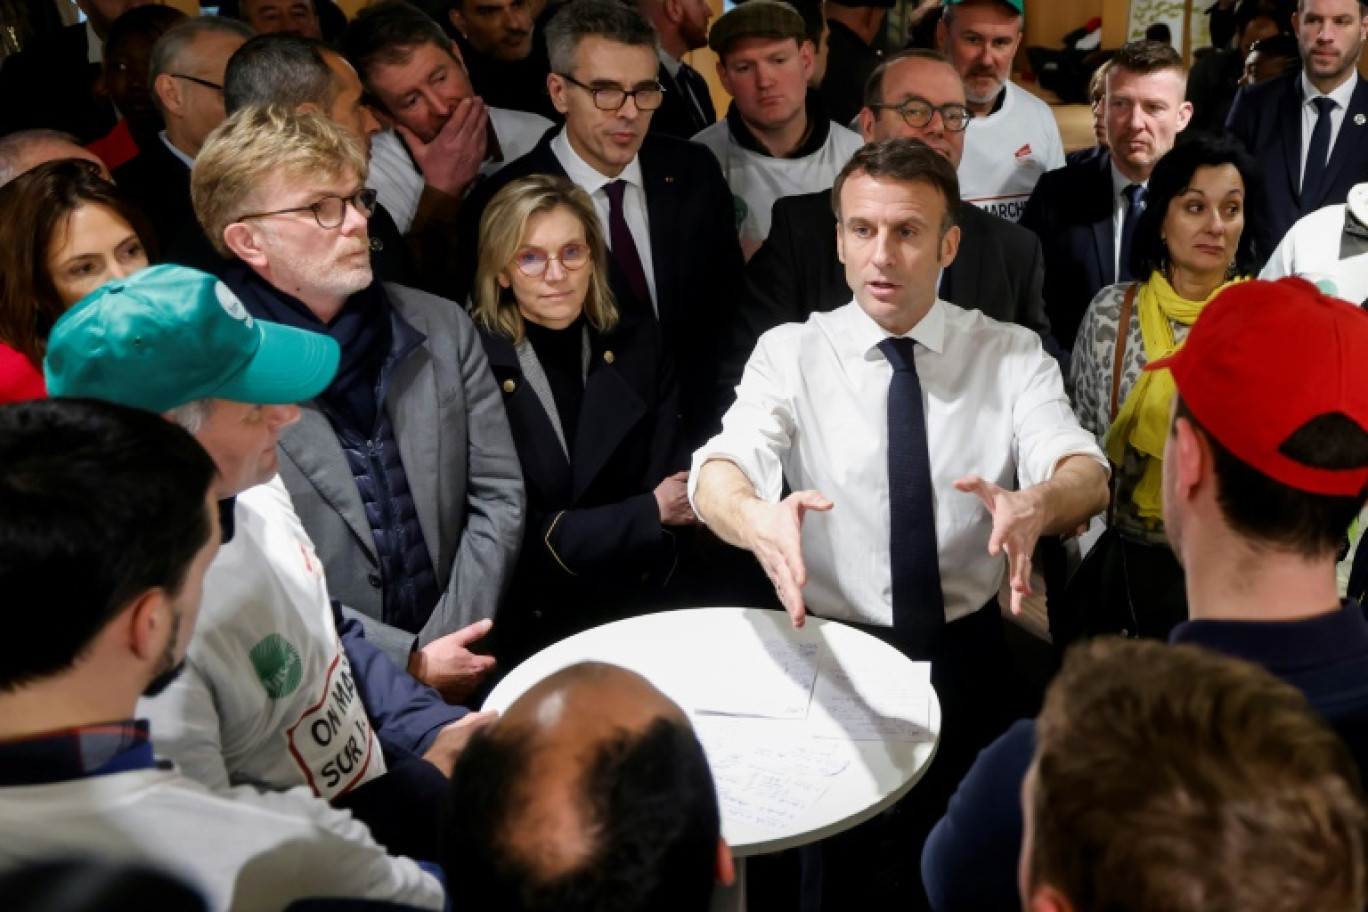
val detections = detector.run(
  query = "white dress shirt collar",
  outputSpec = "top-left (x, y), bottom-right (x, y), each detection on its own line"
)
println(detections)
top-left (550, 126), bottom-right (645, 193)
top-left (657, 46), bottom-right (682, 79)
top-left (1301, 69), bottom-right (1358, 110)
top-left (85, 18), bottom-right (103, 65)
top-left (839, 297), bottom-right (949, 361)
top-left (1109, 158), bottom-right (1146, 199)
top-left (159, 131), bottom-right (195, 168)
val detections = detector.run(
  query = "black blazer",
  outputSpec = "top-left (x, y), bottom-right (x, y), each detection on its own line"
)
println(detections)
top-left (0, 23), bottom-right (115, 143)
top-left (648, 60), bottom-right (717, 140)
top-left (460, 127), bottom-right (745, 444)
top-left (479, 313), bottom-right (686, 667)
top-left (1019, 150), bottom-right (1116, 353)
top-left (1226, 71), bottom-right (1368, 262)
top-left (723, 189), bottom-right (1052, 393)
top-left (113, 137), bottom-right (193, 254)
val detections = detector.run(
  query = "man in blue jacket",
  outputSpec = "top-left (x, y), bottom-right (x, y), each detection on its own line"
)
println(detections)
top-left (921, 276), bottom-right (1368, 910)
top-left (46, 264), bottom-right (492, 862)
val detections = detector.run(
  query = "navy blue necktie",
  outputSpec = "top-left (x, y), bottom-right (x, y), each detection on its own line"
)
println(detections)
top-left (1118, 183), bottom-right (1146, 283)
top-left (878, 337), bottom-right (945, 658)
top-left (1302, 95), bottom-right (1337, 213)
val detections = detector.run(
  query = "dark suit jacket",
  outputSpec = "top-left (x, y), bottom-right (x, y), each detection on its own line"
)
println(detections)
top-left (1020, 150), bottom-right (1116, 353)
top-left (1226, 71), bottom-right (1368, 263)
top-left (724, 189), bottom-right (1052, 394)
top-left (0, 23), bottom-right (115, 143)
top-left (459, 127), bottom-right (744, 444)
top-left (479, 313), bottom-right (686, 667)
top-left (113, 137), bottom-right (192, 254)
top-left (648, 60), bottom-right (717, 140)
top-left (819, 20), bottom-right (879, 128)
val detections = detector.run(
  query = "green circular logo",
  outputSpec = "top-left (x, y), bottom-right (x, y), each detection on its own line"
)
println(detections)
top-left (732, 194), bottom-right (748, 228)
top-left (250, 634), bottom-right (303, 700)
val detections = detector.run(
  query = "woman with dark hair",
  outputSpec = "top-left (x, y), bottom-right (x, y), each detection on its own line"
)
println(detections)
top-left (1065, 135), bottom-right (1260, 639)
top-left (0, 159), bottom-right (156, 403)
top-left (472, 175), bottom-right (694, 668)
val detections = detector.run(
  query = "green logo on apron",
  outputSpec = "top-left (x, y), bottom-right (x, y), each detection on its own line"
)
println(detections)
top-left (250, 633), bottom-right (303, 700)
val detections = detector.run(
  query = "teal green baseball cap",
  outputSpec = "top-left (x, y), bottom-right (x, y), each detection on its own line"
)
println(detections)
top-left (45, 264), bottom-right (340, 414)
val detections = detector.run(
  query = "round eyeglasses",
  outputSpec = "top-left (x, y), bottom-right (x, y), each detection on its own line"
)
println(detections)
top-left (513, 243), bottom-right (591, 277)
top-left (236, 188), bottom-right (379, 230)
top-left (868, 98), bottom-right (974, 133)
top-left (558, 74), bottom-right (665, 112)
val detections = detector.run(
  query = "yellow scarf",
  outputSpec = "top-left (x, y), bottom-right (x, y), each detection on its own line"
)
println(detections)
top-left (1104, 272), bottom-right (1245, 523)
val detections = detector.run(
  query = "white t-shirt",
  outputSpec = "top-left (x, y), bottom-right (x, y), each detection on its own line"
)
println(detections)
top-left (958, 81), bottom-right (1065, 223)
top-left (368, 106), bottom-right (553, 232)
top-left (692, 117), bottom-right (863, 248)
top-left (140, 478), bottom-right (386, 801)
top-left (1261, 203), bottom-right (1368, 304)
top-left (0, 770), bottom-right (443, 912)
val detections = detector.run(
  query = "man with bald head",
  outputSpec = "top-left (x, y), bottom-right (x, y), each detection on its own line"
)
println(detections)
top-left (444, 662), bottom-right (733, 912)
top-left (727, 48), bottom-right (1052, 393)
top-left (0, 130), bottom-right (112, 187)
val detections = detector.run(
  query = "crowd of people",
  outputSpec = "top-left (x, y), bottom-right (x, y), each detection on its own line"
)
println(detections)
top-left (2, 0), bottom-right (1368, 910)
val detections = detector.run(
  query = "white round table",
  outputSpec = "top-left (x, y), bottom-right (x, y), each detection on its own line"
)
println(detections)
top-left (483, 607), bottom-right (940, 860)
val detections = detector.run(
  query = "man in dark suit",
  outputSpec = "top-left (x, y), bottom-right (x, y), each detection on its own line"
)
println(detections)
top-left (728, 49), bottom-right (1052, 393)
top-left (113, 17), bottom-right (252, 252)
top-left (1226, 0), bottom-right (1368, 262)
top-left (460, 0), bottom-right (743, 444)
top-left (0, 0), bottom-right (149, 143)
top-left (635, 0), bottom-right (717, 140)
top-left (1021, 40), bottom-right (1192, 354)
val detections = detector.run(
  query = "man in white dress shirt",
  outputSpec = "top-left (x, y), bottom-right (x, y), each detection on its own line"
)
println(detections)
top-left (691, 136), bottom-right (1106, 905)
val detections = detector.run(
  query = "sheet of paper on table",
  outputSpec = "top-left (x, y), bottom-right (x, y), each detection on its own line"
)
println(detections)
top-left (691, 636), bottom-right (821, 720)
top-left (808, 654), bottom-right (935, 743)
top-left (694, 725), bottom-right (853, 831)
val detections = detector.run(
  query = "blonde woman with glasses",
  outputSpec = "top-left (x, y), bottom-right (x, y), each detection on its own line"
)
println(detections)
top-left (472, 175), bottom-right (696, 668)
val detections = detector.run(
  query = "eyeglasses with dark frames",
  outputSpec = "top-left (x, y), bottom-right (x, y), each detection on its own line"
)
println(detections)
top-left (236, 188), bottom-right (379, 230)
top-left (512, 242), bottom-right (592, 277)
top-left (867, 97), bottom-right (974, 132)
top-left (170, 73), bottom-right (224, 93)
top-left (558, 74), bottom-right (665, 112)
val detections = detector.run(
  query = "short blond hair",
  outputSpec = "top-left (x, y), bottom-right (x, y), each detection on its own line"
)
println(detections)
top-left (192, 104), bottom-right (368, 258)
top-left (472, 175), bottom-right (618, 343)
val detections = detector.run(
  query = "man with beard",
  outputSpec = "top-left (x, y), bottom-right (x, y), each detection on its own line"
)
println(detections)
top-left (0, 403), bottom-right (443, 907)
top-left (446, 0), bottom-right (558, 120)
top-left (1021, 40), bottom-right (1191, 354)
top-left (1226, 0), bottom-right (1368, 262)
top-left (637, 0), bottom-right (718, 138)
top-left (194, 106), bottom-right (525, 680)
top-left (938, 0), bottom-right (1063, 223)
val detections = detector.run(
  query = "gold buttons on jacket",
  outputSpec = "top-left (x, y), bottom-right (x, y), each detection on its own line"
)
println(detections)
top-left (502, 379), bottom-right (516, 393)
top-left (603, 351), bottom-right (615, 364)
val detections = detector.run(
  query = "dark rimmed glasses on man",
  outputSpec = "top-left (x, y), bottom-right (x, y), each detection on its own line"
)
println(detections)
top-left (512, 243), bottom-right (592, 277)
top-left (867, 97), bottom-right (974, 132)
top-left (558, 74), bottom-right (665, 112)
top-left (236, 188), bottom-right (379, 230)
top-left (170, 73), bottom-right (224, 93)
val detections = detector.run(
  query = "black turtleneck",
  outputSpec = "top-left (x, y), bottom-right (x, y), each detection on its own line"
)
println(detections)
top-left (524, 315), bottom-right (585, 450)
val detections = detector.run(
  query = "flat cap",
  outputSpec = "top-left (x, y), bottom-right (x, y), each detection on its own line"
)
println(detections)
top-left (708, 0), bottom-right (808, 54)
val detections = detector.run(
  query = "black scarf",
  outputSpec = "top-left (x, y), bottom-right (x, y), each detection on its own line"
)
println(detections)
top-left (227, 263), bottom-right (392, 435)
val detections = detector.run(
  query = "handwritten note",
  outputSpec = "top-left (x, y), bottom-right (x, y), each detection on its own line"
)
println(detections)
top-left (807, 656), bottom-right (935, 742)
top-left (691, 638), bottom-right (821, 720)
top-left (711, 763), bottom-right (833, 831)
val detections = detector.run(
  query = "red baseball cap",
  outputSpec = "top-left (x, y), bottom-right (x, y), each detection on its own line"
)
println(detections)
top-left (1146, 277), bottom-right (1368, 497)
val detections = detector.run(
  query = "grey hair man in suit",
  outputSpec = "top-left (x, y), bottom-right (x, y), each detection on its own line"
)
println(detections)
top-left (724, 48), bottom-right (1053, 398)
top-left (193, 103), bottom-right (525, 700)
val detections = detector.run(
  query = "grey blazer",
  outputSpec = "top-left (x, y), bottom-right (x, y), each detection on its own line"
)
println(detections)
top-left (276, 282), bottom-right (526, 664)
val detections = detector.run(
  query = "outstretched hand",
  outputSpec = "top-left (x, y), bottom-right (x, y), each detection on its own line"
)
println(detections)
top-left (953, 475), bottom-right (1046, 617)
top-left (745, 490), bottom-right (833, 627)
